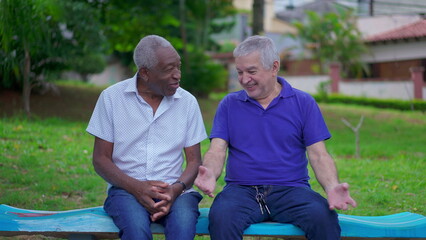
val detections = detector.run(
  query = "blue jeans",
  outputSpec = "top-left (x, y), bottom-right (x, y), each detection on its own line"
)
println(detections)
top-left (104, 186), bottom-right (202, 240)
top-left (209, 184), bottom-right (340, 240)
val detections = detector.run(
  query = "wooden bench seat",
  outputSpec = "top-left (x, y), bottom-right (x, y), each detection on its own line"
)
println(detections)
top-left (1, 204), bottom-right (425, 239)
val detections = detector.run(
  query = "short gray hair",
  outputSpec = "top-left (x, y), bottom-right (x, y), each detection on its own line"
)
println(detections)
top-left (133, 35), bottom-right (173, 70)
top-left (233, 35), bottom-right (279, 70)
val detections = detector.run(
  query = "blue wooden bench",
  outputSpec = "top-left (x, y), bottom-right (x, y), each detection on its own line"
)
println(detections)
top-left (1, 204), bottom-right (425, 239)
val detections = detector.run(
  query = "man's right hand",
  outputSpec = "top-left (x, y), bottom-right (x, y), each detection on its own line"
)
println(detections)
top-left (130, 180), bottom-right (171, 215)
top-left (194, 165), bottom-right (216, 198)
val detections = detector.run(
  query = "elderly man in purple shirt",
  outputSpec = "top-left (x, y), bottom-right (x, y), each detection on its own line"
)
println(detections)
top-left (87, 35), bottom-right (207, 240)
top-left (195, 35), bottom-right (357, 240)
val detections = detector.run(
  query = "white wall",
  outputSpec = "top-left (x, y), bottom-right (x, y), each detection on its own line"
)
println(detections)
top-left (89, 62), bottom-right (131, 86)
top-left (363, 41), bottom-right (426, 63)
top-left (284, 75), bottom-right (425, 100)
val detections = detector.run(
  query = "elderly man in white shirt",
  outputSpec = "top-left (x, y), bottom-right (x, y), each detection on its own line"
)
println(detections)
top-left (86, 35), bottom-right (207, 240)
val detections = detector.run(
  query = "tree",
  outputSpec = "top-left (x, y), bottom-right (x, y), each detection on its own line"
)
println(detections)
top-left (52, 1), bottom-right (107, 81)
top-left (0, 0), bottom-right (107, 116)
top-left (0, 0), bottom-right (51, 117)
top-left (99, 0), bottom-right (235, 96)
top-left (291, 9), bottom-right (368, 77)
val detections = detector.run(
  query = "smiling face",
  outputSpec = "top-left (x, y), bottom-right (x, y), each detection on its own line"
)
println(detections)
top-left (235, 51), bottom-right (279, 102)
top-left (139, 46), bottom-right (182, 97)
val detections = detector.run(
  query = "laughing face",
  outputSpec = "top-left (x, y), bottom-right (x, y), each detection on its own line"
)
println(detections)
top-left (143, 46), bottom-right (182, 97)
top-left (235, 51), bottom-right (279, 102)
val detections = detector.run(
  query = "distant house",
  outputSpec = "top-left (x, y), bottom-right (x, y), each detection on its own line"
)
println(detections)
top-left (275, 1), bottom-right (426, 81)
top-left (361, 18), bottom-right (426, 81)
top-left (275, 0), bottom-right (351, 76)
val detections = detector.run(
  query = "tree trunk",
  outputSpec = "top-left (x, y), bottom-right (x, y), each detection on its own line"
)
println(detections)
top-left (179, 0), bottom-right (190, 75)
top-left (23, 48), bottom-right (31, 118)
top-left (202, 0), bottom-right (211, 51)
top-left (252, 0), bottom-right (264, 35)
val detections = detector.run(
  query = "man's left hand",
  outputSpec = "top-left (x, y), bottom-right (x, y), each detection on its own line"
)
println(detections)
top-left (326, 183), bottom-right (357, 210)
top-left (150, 183), bottom-right (182, 221)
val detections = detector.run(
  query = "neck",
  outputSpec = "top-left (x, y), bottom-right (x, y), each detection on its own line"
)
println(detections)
top-left (258, 82), bottom-right (282, 109)
top-left (136, 74), bottom-right (162, 100)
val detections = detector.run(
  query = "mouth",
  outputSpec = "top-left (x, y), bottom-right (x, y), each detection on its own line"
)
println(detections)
top-left (244, 83), bottom-right (257, 91)
top-left (170, 81), bottom-right (180, 89)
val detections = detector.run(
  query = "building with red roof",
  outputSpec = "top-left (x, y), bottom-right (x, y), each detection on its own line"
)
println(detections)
top-left (361, 19), bottom-right (426, 81)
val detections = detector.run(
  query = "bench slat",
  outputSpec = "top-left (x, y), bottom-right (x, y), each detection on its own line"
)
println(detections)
top-left (1, 204), bottom-right (425, 239)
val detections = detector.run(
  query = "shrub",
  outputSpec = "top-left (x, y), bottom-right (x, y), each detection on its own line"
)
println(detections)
top-left (313, 94), bottom-right (426, 112)
top-left (181, 51), bottom-right (228, 98)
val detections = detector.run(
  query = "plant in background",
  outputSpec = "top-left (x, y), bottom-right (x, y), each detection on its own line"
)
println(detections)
top-left (0, 0), bottom-right (107, 117)
top-left (316, 80), bottom-right (331, 102)
top-left (291, 8), bottom-right (369, 78)
top-left (181, 50), bottom-right (228, 98)
top-left (341, 116), bottom-right (365, 159)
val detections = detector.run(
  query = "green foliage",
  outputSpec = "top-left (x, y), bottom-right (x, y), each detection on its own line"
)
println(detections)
top-left (0, 0), bottom-right (107, 89)
top-left (184, 0), bottom-right (236, 52)
top-left (291, 9), bottom-right (369, 77)
top-left (54, 1), bottom-right (107, 77)
top-left (181, 51), bottom-right (228, 97)
top-left (1, 0), bottom-right (237, 106)
top-left (315, 80), bottom-right (331, 102)
top-left (0, 0), bottom-right (51, 89)
top-left (101, 0), bottom-right (179, 53)
top-left (68, 54), bottom-right (107, 82)
top-left (313, 94), bottom-right (426, 112)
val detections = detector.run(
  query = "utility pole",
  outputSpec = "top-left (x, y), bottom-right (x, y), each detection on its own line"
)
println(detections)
top-left (252, 0), bottom-right (264, 35)
top-left (370, 0), bottom-right (374, 16)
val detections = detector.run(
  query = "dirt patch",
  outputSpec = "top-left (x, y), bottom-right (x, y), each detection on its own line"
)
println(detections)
top-left (0, 85), bottom-right (103, 122)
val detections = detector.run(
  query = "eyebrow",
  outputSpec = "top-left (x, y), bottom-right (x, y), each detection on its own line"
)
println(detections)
top-left (237, 66), bottom-right (258, 71)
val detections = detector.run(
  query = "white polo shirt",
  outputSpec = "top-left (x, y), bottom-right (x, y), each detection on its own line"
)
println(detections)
top-left (86, 74), bottom-right (207, 188)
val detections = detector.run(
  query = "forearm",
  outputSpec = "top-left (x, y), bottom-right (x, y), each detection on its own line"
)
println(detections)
top-left (310, 154), bottom-right (340, 192)
top-left (93, 156), bottom-right (140, 193)
top-left (92, 137), bottom-right (140, 194)
top-left (203, 150), bottom-right (226, 179)
top-left (202, 138), bottom-right (228, 179)
top-left (179, 143), bottom-right (203, 190)
top-left (307, 141), bottom-right (340, 192)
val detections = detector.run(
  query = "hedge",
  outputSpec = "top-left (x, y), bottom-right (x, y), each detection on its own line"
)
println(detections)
top-left (313, 94), bottom-right (426, 112)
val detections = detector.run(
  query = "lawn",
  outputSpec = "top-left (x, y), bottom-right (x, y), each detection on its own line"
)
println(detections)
top-left (0, 82), bottom-right (425, 239)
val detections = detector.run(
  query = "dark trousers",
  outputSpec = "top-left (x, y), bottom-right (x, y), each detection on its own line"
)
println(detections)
top-left (104, 186), bottom-right (202, 240)
top-left (209, 184), bottom-right (340, 240)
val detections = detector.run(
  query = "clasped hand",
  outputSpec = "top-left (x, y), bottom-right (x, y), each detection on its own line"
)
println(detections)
top-left (131, 181), bottom-right (179, 222)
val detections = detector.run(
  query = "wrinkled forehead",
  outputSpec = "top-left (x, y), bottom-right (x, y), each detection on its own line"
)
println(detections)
top-left (235, 51), bottom-right (263, 70)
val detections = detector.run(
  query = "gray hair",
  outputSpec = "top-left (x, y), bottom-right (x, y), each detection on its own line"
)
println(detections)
top-left (233, 35), bottom-right (279, 70)
top-left (133, 35), bottom-right (173, 70)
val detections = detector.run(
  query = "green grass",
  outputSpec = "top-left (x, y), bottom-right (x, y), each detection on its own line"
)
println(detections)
top-left (0, 83), bottom-right (425, 239)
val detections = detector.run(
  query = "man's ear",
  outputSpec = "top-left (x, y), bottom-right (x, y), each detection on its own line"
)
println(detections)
top-left (272, 60), bottom-right (280, 75)
top-left (138, 67), bottom-right (149, 80)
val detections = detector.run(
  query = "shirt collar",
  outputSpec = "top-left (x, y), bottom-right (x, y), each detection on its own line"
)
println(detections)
top-left (124, 73), bottom-right (182, 100)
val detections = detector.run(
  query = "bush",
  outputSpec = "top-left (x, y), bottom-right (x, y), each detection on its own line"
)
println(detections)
top-left (313, 94), bottom-right (426, 112)
top-left (181, 51), bottom-right (228, 98)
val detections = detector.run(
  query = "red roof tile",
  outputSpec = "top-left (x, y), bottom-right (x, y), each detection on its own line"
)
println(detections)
top-left (365, 19), bottom-right (426, 43)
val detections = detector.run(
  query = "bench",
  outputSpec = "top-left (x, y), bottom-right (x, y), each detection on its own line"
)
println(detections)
top-left (1, 204), bottom-right (425, 239)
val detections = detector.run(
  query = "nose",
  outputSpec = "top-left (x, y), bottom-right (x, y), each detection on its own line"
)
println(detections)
top-left (172, 68), bottom-right (181, 79)
top-left (239, 72), bottom-right (250, 84)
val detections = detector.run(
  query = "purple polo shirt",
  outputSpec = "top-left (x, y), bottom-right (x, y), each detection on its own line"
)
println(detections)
top-left (210, 77), bottom-right (331, 187)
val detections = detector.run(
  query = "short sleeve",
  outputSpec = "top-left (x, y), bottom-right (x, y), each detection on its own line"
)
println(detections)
top-left (86, 90), bottom-right (114, 143)
top-left (184, 97), bottom-right (208, 147)
top-left (302, 96), bottom-right (331, 146)
top-left (210, 96), bottom-right (230, 142)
